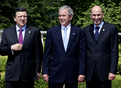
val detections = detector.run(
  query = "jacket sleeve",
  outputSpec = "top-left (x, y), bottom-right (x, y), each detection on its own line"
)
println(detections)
top-left (110, 26), bottom-right (118, 74)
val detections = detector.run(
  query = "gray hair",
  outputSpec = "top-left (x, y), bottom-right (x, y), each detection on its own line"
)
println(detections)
top-left (59, 5), bottom-right (74, 16)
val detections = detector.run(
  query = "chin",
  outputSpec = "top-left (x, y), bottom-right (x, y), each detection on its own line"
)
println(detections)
top-left (94, 22), bottom-right (100, 26)
top-left (61, 23), bottom-right (65, 26)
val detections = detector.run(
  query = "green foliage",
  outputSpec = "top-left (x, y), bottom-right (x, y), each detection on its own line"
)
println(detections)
top-left (117, 63), bottom-right (121, 75)
top-left (78, 81), bottom-right (86, 88)
top-left (0, 56), bottom-right (7, 72)
top-left (34, 78), bottom-right (48, 88)
top-left (1, 0), bottom-right (121, 31)
top-left (0, 72), bottom-right (6, 88)
top-left (112, 75), bottom-right (121, 88)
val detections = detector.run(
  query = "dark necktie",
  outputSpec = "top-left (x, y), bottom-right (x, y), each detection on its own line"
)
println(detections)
top-left (19, 29), bottom-right (23, 44)
top-left (95, 27), bottom-right (100, 41)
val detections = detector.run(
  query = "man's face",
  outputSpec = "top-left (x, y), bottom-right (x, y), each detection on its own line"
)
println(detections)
top-left (59, 9), bottom-right (73, 27)
top-left (90, 7), bottom-right (104, 26)
top-left (14, 11), bottom-right (27, 28)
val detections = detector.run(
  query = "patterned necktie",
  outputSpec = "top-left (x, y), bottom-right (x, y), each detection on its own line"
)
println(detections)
top-left (19, 29), bottom-right (23, 44)
top-left (95, 27), bottom-right (100, 41)
top-left (63, 27), bottom-right (68, 51)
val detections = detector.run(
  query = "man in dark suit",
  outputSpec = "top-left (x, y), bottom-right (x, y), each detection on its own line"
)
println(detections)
top-left (84, 6), bottom-right (118, 88)
top-left (0, 7), bottom-right (43, 88)
top-left (42, 5), bottom-right (86, 88)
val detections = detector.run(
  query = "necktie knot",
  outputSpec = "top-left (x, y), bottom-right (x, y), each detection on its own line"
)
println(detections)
top-left (64, 27), bottom-right (67, 31)
top-left (19, 29), bottom-right (23, 32)
top-left (95, 27), bottom-right (99, 30)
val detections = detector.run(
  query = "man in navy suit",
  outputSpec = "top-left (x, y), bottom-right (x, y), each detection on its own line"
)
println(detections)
top-left (42, 5), bottom-right (86, 88)
top-left (84, 6), bottom-right (118, 88)
top-left (0, 7), bottom-right (43, 88)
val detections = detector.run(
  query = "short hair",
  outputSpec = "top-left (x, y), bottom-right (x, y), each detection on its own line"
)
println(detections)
top-left (14, 7), bottom-right (28, 17)
top-left (90, 6), bottom-right (103, 13)
top-left (59, 5), bottom-right (74, 16)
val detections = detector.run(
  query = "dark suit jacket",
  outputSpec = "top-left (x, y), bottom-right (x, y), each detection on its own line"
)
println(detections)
top-left (42, 24), bottom-right (86, 83)
top-left (0, 25), bottom-right (43, 82)
top-left (84, 22), bottom-right (118, 81)
top-left (0, 46), bottom-right (11, 55)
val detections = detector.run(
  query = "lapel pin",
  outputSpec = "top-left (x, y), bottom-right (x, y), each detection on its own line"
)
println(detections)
top-left (73, 33), bottom-right (75, 35)
top-left (103, 29), bottom-right (105, 31)
top-left (29, 31), bottom-right (31, 33)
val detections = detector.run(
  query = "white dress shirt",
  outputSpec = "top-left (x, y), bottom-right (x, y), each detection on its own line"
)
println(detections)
top-left (61, 23), bottom-right (71, 43)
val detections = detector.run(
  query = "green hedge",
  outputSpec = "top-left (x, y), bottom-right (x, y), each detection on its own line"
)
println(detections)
top-left (0, 72), bottom-right (6, 88)
top-left (112, 75), bottom-right (121, 88)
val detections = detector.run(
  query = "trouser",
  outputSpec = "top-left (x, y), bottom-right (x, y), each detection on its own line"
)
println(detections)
top-left (49, 80), bottom-right (78, 88)
top-left (6, 77), bottom-right (34, 88)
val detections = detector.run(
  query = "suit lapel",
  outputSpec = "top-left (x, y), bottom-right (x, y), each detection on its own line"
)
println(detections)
top-left (10, 26), bottom-right (18, 43)
top-left (66, 25), bottom-right (76, 53)
top-left (89, 24), bottom-right (95, 41)
top-left (23, 25), bottom-right (31, 45)
top-left (96, 22), bottom-right (107, 42)
top-left (55, 25), bottom-right (65, 52)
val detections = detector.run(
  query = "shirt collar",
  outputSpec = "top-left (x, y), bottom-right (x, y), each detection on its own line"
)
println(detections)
top-left (94, 21), bottom-right (104, 28)
top-left (61, 23), bottom-right (71, 30)
top-left (16, 24), bottom-right (27, 31)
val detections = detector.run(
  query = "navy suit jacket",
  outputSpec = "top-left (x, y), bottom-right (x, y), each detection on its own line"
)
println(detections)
top-left (0, 25), bottom-right (43, 82)
top-left (42, 24), bottom-right (86, 83)
top-left (84, 22), bottom-right (118, 81)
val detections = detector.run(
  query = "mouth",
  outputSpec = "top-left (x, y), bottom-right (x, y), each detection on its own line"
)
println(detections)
top-left (60, 19), bottom-right (65, 23)
top-left (20, 20), bottom-right (25, 24)
top-left (94, 20), bottom-right (99, 23)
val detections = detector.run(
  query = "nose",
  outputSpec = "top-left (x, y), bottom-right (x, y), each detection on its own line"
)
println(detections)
top-left (95, 15), bottom-right (99, 19)
top-left (21, 16), bottom-right (25, 20)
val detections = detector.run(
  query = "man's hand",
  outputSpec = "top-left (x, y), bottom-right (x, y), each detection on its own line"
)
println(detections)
top-left (78, 75), bottom-right (85, 83)
top-left (36, 73), bottom-right (41, 80)
top-left (11, 43), bottom-right (22, 51)
top-left (108, 73), bottom-right (116, 80)
top-left (42, 74), bottom-right (49, 83)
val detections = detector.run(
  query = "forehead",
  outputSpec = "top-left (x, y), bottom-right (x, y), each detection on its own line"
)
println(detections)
top-left (91, 7), bottom-right (102, 14)
top-left (59, 9), bottom-right (68, 14)
top-left (16, 11), bottom-right (27, 16)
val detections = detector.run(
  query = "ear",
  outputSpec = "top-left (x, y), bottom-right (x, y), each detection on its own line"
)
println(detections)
top-left (14, 17), bottom-right (16, 22)
top-left (69, 15), bottom-right (73, 20)
top-left (102, 13), bottom-right (104, 18)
